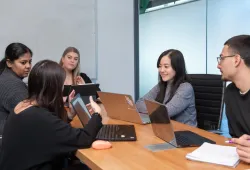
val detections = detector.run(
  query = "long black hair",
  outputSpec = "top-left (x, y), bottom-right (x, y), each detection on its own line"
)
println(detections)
top-left (155, 49), bottom-right (189, 104)
top-left (0, 43), bottom-right (33, 74)
top-left (27, 60), bottom-right (67, 122)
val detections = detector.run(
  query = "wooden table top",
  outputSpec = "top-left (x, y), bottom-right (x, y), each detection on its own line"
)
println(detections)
top-left (70, 105), bottom-right (250, 170)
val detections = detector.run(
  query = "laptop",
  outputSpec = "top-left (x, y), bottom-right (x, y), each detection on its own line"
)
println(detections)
top-left (97, 91), bottom-right (150, 124)
top-left (71, 94), bottom-right (137, 141)
top-left (144, 99), bottom-right (215, 147)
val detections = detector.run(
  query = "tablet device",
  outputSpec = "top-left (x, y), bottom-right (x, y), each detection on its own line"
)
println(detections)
top-left (71, 84), bottom-right (100, 103)
top-left (71, 84), bottom-right (100, 96)
top-left (63, 85), bottom-right (72, 96)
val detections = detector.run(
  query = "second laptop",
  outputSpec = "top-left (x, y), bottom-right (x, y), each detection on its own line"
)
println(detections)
top-left (71, 94), bottom-right (137, 141)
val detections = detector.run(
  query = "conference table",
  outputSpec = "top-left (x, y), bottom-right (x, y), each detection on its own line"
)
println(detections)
top-left (71, 105), bottom-right (250, 170)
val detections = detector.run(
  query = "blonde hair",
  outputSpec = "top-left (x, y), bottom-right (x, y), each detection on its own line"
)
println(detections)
top-left (59, 47), bottom-right (80, 84)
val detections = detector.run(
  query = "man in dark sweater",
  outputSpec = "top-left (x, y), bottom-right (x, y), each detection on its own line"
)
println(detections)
top-left (217, 35), bottom-right (250, 163)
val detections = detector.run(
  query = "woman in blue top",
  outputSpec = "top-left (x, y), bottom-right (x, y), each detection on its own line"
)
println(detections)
top-left (136, 49), bottom-right (197, 127)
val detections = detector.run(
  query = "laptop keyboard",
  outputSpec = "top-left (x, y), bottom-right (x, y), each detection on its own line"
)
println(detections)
top-left (97, 125), bottom-right (118, 140)
top-left (175, 131), bottom-right (215, 146)
top-left (175, 133), bottom-right (190, 145)
top-left (96, 125), bottom-right (136, 141)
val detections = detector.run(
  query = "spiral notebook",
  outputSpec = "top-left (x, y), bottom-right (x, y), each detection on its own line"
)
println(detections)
top-left (186, 142), bottom-right (240, 168)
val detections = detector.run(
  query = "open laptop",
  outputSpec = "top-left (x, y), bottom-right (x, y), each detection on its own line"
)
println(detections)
top-left (71, 94), bottom-right (137, 141)
top-left (144, 99), bottom-right (215, 147)
top-left (97, 91), bottom-right (150, 124)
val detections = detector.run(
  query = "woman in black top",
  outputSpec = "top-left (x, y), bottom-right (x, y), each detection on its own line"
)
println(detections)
top-left (59, 47), bottom-right (92, 85)
top-left (0, 43), bottom-right (32, 141)
top-left (0, 60), bottom-right (103, 170)
top-left (59, 47), bottom-right (101, 101)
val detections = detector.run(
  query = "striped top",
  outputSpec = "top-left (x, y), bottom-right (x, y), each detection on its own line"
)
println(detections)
top-left (0, 68), bottom-right (28, 135)
top-left (136, 82), bottom-right (197, 127)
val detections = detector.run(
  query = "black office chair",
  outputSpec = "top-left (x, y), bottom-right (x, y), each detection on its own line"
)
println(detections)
top-left (188, 74), bottom-right (226, 132)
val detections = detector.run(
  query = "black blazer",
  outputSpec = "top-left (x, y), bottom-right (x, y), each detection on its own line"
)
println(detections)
top-left (80, 73), bottom-right (92, 84)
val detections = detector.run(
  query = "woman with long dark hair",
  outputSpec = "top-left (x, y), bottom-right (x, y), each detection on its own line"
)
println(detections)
top-left (0, 43), bottom-right (32, 140)
top-left (0, 60), bottom-right (103, 170)
top-left (136, 49), bottom-right (197, 126)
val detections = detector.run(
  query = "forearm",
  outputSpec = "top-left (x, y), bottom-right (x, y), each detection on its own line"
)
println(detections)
top-left (75, 113), bottom-right (103, 147)
top-left (136, 98), bottom-right (148, 113)
top-left (84, 113), bottom-right (103, 136)
top-left (136, 85), bottom-right (159, 113)
top-left (55, 113), bottom-right (103, 151)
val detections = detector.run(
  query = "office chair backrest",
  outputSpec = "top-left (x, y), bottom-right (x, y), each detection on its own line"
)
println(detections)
top-left (188, 74), bottom-right (226, 130)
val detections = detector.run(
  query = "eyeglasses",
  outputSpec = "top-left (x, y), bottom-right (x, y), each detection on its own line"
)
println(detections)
top-left (217, 55), bottom-right (236, 64)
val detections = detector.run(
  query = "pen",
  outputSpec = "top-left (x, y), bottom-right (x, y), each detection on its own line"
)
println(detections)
top-left (225, 139), bottom-right (250, 144)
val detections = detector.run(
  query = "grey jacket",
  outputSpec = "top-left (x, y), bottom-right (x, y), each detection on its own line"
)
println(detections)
top-left (136, 82), bottom-right (197, 127)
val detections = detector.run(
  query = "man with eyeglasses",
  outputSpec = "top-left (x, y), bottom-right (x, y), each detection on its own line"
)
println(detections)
top-left (217, 35), bottom-right (250, 163)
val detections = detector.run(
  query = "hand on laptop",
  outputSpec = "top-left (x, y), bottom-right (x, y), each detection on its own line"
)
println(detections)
top-left (75, 76), bottom-right (85, 85)
top-left (87, 96), bottom-right (101, 115)
top-left (67, 90), bottom-right (76, 119)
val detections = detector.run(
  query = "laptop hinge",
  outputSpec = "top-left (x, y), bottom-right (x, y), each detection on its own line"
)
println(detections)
top-left (169, 139), bottom-right (178, 147)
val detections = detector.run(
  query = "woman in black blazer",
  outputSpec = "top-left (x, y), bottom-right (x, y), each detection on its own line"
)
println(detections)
top-left (59, 47), bottom-right (92, 85)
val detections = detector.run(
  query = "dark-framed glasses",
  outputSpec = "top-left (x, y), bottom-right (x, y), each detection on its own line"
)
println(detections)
top-left (217, 55), bottom-right (236, 64)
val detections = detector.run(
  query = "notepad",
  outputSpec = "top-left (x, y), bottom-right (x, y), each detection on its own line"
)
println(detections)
top-left (186, 142), bottom-right (240, 168)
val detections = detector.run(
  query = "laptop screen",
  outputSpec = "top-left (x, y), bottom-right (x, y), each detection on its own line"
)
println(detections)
top-left (71, 94), bottom-right (91, 126)
top-left (144, 99), bottom-right (176, 143)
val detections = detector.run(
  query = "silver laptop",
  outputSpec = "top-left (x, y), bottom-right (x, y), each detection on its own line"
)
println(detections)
top-left (70, 94), bottom-right (137, 141)
top-left (97, 91), bottom-right (150, 124)
top-left (144, 99), bottom-right (215, 148)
